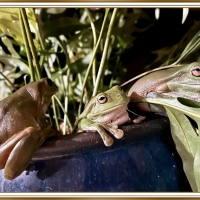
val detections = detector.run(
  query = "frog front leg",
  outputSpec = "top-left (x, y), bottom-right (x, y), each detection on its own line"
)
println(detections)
top-left (78, 118), bottom-right (124, 147)
top-left (0, 126), bottom-right (56, 180)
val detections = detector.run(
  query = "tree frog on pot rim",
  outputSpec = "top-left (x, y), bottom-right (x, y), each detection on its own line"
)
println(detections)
top-left (77, 86), bottom-right (130, 147)
top-left (77, 62), bottom-right (200, 147)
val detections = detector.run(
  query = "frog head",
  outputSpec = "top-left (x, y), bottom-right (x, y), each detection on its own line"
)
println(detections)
top-left (81, 85), bottom-right (130, 125)
top-left (26, 78), bottom-right (57, 108)
top-left (128, 62), bottom-right (200, 112)
top-left (23, 78), bottom-right (58, 127)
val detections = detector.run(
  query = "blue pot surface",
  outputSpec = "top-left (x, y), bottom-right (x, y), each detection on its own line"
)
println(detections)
top-left (0, 117), bottom-right (191, 192)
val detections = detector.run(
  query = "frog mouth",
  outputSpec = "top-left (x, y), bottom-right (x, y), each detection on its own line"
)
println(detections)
top-left (45, 91), bottom-right (57, 95)
top-left (94, 102), bottom-right (130, 115)
top-left (177, 83), bottom-right (200, 86)
top-left (148, 91), bottom-right (200, 103)
top-left (91, 101), bottom-right (129, 117)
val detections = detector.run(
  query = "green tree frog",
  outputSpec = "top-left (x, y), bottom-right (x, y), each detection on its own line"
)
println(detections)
top-left (0, 78), bottom-right (58, 180)
top-left (128, 62), bottom-right (200, 113)
top-left (77, 86), bottom-right (130, 147)
top-left (77, 62), bottom-right (200, 147)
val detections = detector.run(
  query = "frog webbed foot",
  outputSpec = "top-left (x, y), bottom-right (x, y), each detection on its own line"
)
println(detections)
top-left (78, 118), bottom-right (124, 147)
top-left (90, 123), bottom-right (114, 147)
top-left (101, 123), bottom-right (124, 140)
top-left (0, 126), bottom-right (56, 180)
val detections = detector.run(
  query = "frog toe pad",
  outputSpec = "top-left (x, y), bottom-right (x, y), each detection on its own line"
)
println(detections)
top-left (113, 129), bottom-right (124, 139)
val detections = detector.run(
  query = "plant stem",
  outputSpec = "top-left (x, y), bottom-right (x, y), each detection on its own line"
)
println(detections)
top-left (0, 71), bottom-right (17, 91)
top-left (52, 96), bottom-right (60, 130)
top-left (53, 95), bottom-right (73, 133)
top-left (172, 38), bottom-right (200, 65)
top-left (92, 8), bottom-right (118, 97)
top-left (62, 68), bottom-right (71, 134)
top-left (20, 8), bottom-right (41, 80)
top-left (33, 9), bottom-right (45, 50)
top-left (58, 36), bottom-right (73, 134)
top-left (121, 64), bottom-right (180, 87)
top-left (18, 9), bottom-right (35, 82)
top-left (77, 8), bottom-right (110, 117)
top-left (85, 8), bottom-right (97, 86)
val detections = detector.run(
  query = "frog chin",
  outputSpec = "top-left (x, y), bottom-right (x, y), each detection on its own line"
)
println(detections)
top-left (90, 102), bottom-right (130, 126)
top-left (102, 106), bottom-right (131, 126)
top-left (44, 91), bottom-right (57, 97)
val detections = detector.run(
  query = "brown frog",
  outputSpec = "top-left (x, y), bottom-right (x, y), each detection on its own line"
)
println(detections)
top-left (0, 78), bottom-right (58, 180)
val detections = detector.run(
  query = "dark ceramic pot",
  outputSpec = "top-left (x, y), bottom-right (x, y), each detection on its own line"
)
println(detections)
top-left (0, 116), bottom-right (191, 192)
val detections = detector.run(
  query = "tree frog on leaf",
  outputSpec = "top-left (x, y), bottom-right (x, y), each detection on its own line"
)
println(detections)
top-left (128, 62), bottom-right (200, 114)
top-left (77, 86), bottom-right (130, 147)
top-left (0, 78), bottom-right (58, 180)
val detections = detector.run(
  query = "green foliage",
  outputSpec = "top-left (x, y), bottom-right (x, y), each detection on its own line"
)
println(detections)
top-left (0, 8), bottom-right (39, 46)
top-left (0, 8), bottom-right (149, 130)
top-left (1, 7), bottom-right (200, 190)
top-left (0, 8), bottom-right (23, 45)
top-left (143, 97), bottom-right (200, 191)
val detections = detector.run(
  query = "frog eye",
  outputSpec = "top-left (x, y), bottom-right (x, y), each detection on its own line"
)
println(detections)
top-left (192, 66), bottom-right (200, 77)
top-left (97, 94), bottom-right (107, 104)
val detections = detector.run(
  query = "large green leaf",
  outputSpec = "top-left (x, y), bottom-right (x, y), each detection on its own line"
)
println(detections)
top-left (0, 8), bottom-right (23, 44)
top-left (143, 97), bottom-right (200, 191)
top-left (0, 8), bottom-right (39, 47)
top-left (0, 20), bottom-right (23, 45)
top-left (165, 107), bottom-right (198, 191)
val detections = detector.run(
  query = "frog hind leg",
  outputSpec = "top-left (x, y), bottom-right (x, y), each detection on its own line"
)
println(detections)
top-left (0, 127), bottom-right (35, 169)
top-left (3, 126), bottom-right (55, 180)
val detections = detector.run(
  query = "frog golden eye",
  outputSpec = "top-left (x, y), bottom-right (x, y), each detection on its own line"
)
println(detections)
top-left (97, 95), bottom-right (107, 104)
top-left (192, 66), bottom-right (200, 77)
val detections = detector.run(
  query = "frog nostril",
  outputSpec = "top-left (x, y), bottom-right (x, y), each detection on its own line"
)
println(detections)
top-left (178, 73), bottom-right (186, 81)
top-left (47, 78), bottom-right (53, 86)
top-left (46, 78), bottom-right (58, 89)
